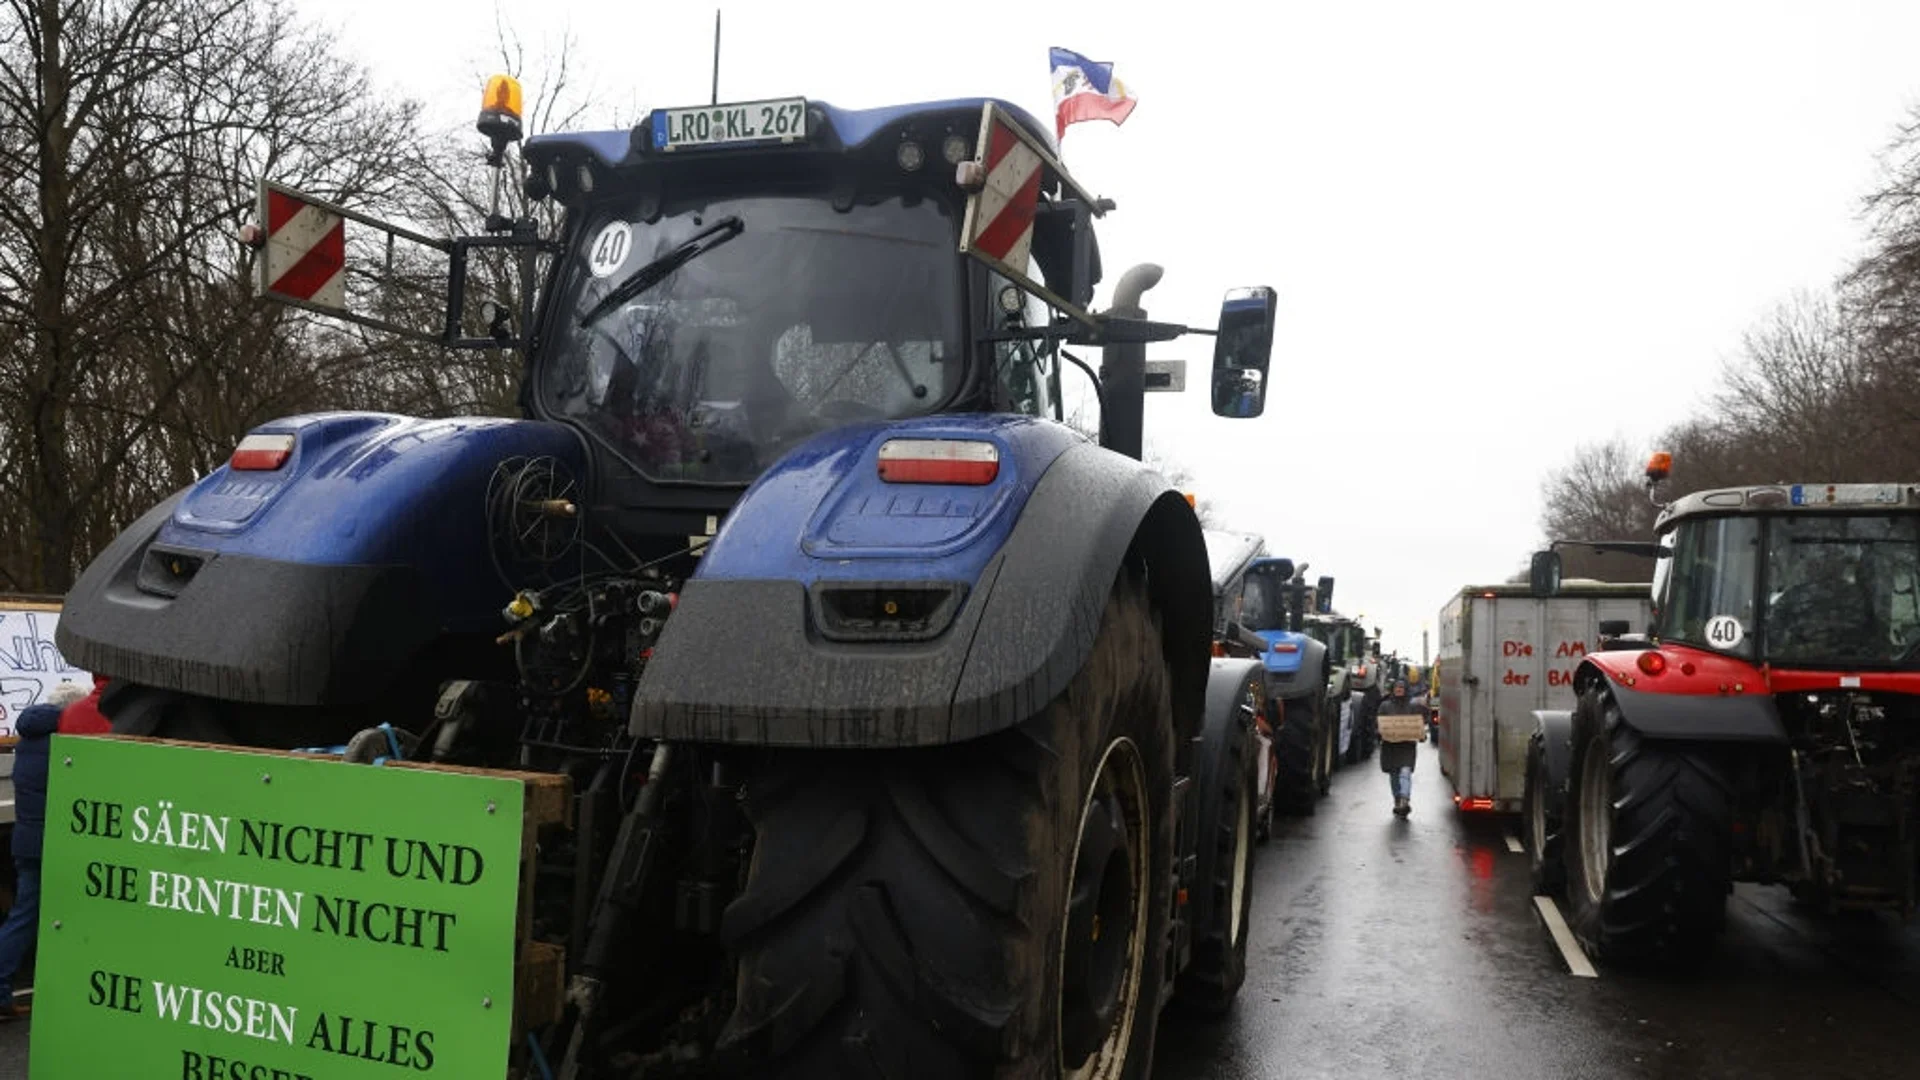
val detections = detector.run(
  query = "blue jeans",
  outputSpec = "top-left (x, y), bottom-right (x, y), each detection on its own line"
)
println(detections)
top-left (1387, 767), bottom-right (1413, 801)
top-left (0, 858), bottom-right (41, 1005)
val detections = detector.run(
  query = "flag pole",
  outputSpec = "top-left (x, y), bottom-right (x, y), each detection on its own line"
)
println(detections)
top-left (711, 9), bottom-right (722, 105)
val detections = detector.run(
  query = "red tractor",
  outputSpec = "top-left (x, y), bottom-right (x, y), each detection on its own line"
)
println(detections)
top-left (1523, 455), bottom-right (1920, 967)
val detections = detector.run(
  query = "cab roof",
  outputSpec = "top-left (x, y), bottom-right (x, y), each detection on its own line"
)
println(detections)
top-left (1657, 483), bottom-right (1920, 532)
top-left (524, 97), bottom-right (1059, 173)
top-left (1202, 530), bottom-right (1267, 591)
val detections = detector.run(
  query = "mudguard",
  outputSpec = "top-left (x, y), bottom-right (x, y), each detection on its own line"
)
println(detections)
top-left (1253, 629), bottom-right (1327, 704)
top-left (1188, 657), bottom-right (1264, 947)
top-left (1575, 655), bottom-right (1787, 743)
top-left (57, 413), bottom-right (583, 705)
top-left (630, 419), bottom-right (1211, 747)
top-left (1530, 709), bottom-right (1575, 797)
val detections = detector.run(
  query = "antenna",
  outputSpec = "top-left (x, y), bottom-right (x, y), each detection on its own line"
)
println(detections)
top-left (711, 9), bottom-right (722, 105)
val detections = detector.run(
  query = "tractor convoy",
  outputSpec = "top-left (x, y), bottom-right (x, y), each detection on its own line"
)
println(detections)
top-left (12, 55), bottom-right (1915, 1080)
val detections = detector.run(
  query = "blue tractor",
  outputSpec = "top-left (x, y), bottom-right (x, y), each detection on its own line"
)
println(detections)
top-left (57, 80), bottom-right (1276, 1077)
top-left (1228, 558), bottom-right (1337, 814)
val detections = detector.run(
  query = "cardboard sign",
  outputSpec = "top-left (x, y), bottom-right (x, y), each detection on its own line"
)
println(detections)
top-left (33, 737), bottom-right (525, 1079)
top-left (0, 602), bottom-right (92, 737)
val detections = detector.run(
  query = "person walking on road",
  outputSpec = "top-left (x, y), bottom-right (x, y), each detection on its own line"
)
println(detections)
top-left (1377, 679), bottom-right (1425, 818)
top-left (0, 681), bottom-right (88, 1020)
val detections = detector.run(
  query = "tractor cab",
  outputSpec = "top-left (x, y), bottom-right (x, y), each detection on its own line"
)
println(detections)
top-left (521, 99), bottom-right (1093, 519)
top-left (1533, 478), bottom-right (1920, 674)
top-left (1646, 485), bottom-right (1920, 671)
top-left (320, 86), bottom-right (1276, 544)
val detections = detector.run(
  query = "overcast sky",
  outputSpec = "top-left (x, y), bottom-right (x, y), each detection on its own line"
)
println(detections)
top-left (312, 0), bottom-right (1920, 658)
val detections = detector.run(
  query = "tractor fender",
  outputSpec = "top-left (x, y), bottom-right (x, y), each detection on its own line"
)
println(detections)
top-left (57, 413), bottom-right (583, 705)
top-left (1573, 657), bottom-right (1787, 743)
top-left (1257, 632), bottom-right (1327, 705)
top-left (631, 431), bottom-right (1211, 747)
top-left (1187, 657), bottom-right (1264, 938)
top-left (1530, 709), bottom-right (1576, 797)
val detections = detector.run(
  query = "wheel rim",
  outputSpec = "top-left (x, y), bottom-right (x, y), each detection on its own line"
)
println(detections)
top-left (1228, 776), bottom-right (1252, 947)
top-left (1578, 735), bottom-right (1612, 904)
top-left (1060, 737), bottom-right (1150, 1079)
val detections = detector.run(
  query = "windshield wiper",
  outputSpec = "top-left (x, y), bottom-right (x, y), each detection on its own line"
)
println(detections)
top-left (578, 215), bottom-right (745, 329)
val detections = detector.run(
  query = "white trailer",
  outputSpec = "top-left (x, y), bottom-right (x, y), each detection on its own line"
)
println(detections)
top-left (1435, 581), bottom-right (1651, 812)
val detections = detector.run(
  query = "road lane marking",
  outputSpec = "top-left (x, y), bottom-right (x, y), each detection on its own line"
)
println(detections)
top-left (1504, 834), bottom-right (1524, 854)
top-left (1533, 896), bottom-right (1599, 979)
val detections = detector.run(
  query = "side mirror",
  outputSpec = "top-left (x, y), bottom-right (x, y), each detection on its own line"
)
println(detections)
top-left (1528, 550), bottom-right (1562, 598)
top-left (1211, 285), bottom-right (1276, 418)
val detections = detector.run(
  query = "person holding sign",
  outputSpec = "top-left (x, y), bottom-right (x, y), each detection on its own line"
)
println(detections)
top-left (0, 680), bottom-right (87, 1020)
top-left (1377, 679), bottom-right (1427, 818)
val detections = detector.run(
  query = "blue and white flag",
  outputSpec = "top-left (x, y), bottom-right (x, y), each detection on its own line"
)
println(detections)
top-left (1050, 47), bottom-right (1137, 141)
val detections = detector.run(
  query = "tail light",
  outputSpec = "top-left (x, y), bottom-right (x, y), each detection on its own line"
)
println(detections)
top-left (1636, 651), bottom-right (1667, 677)
top-left (231, 433), bottom-right (295, 471)
top-left (1271, 642), bottom-right (1299, 653)
top-left (877, 439), bottom-right (999, 485)
top-left (1454, 795), bottom-right (1496, 812)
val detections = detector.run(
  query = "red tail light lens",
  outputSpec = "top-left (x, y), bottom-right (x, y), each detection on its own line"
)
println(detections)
top-left (877, 439), bottom-right (999, 485)
top-left (231, 433), bottom-right (295, 471)
top-left (1454, 796), bottom-right (1495, 812)
top-left (1636, 651), bottom-right (1667, 676)
top-left (1271, 642), bottom-right (1299, 653)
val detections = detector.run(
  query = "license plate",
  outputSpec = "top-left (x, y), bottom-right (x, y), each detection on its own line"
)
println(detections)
top-left (652, 98), bottom-right (807, 151)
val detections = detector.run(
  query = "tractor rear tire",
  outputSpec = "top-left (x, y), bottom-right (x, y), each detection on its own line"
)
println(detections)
top-left (1564, 693), bottom-right (1731, 968)
top-left (717, 574), bottom-right (1175, 1079)
top-left (1521, 731), bottom-right (1564, 896)
top-left (1273, 696), bottom-right (1320, 816)
top-left (1174, 667), bottom-right (1258, 1017)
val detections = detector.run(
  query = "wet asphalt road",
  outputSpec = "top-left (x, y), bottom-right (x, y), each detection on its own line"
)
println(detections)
top-left (1153, 740), bottom-right (1920, 1079)
top-left (0, 740), bottom-right (1914, 1078)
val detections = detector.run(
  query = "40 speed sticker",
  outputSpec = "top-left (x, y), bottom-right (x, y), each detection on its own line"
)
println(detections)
top-left (1705, 615), bottom-right (1745, 650)
top-left (588, 221), bottom-right (632, 278)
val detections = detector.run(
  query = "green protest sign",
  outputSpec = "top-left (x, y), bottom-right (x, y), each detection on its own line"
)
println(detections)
top-left (33, 735), bottom-right (526, 1079)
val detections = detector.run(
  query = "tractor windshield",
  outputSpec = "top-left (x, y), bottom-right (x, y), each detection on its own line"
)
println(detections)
top-left (540, 190), bottom-right (964, 484)
top-left (1661, 513), bottom-right (1920, 667)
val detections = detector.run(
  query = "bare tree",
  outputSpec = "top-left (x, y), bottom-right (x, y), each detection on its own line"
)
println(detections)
top-left (0, 0), bottom-right (541, 591)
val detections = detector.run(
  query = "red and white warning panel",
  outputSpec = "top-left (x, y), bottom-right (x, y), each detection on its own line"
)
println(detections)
top-left (968, 119), bottom-right (1042, 271)
top-left (259, 183), bottom-right (347, 311)
top-left (957, 103), bottom-right (1101, 323)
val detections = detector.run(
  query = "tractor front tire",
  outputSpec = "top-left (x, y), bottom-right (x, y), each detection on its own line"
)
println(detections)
top-left (1564, 693), bottom-right (1731, 968)
top-left (718, 574), bottom-right (1175, 1079)
top-left (1521, 731), bottom-right (1564, 896)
